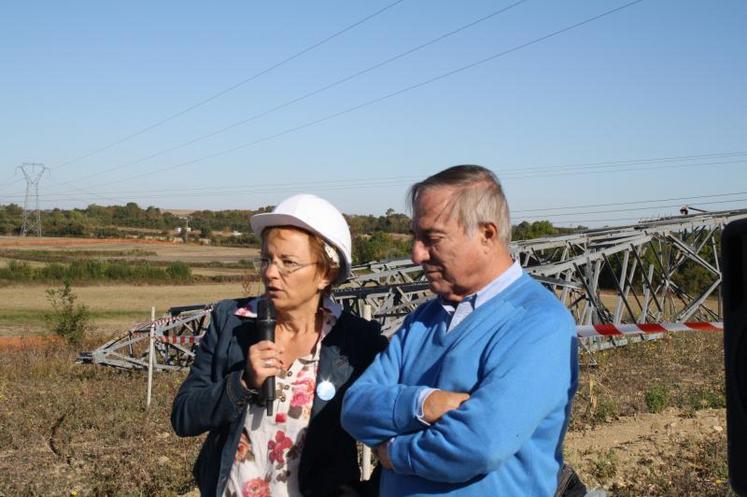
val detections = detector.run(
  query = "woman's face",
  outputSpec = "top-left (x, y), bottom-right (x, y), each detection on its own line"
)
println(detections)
top-left (260, 227), bottom-right (331, 313)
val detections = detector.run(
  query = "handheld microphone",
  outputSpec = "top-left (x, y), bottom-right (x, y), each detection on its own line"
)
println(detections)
top-left (256, 298), bottom-right (277, 416)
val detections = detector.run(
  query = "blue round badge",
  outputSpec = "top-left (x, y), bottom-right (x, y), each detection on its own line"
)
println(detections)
top-left (316, 380), bottom-right (335, 401)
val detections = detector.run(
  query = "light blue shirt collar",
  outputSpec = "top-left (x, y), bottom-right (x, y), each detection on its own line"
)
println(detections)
top-left (441, 260), bottom-right (523, 332)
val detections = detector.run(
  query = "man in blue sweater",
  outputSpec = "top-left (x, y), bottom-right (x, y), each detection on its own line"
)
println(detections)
top-left (341, 165), bottom-right (578, 496)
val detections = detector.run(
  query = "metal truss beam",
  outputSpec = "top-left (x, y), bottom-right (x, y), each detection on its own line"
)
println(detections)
top-left (81, 208), bottom-right (747, 370)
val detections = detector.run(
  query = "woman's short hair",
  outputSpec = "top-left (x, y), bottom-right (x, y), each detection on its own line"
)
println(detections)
top-left (261, 226), bottom-right (341, 291)
top-left (407, 165), bottom-right (511, 245)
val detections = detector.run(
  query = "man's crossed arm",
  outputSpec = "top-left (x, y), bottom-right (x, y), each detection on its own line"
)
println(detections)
top-left (375, 389), bottom-right (469, 469)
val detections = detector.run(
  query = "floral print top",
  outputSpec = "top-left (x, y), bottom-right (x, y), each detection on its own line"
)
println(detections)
top-left (223, 297), bottom-right (341, 497)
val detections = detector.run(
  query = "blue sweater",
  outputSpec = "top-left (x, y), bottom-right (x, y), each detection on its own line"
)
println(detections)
top-left (341, 273), bottom-right (578, 497)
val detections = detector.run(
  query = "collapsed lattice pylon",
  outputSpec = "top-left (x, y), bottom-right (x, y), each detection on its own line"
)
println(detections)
top-left (79, 208), bottom-right (746, 371)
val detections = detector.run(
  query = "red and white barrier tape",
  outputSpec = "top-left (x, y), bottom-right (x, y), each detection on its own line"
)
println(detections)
top-left (577, 321), bottom-right (722, 338)
top-left (152, 322), bottom-right (723, 346)
top-left (157, 334), bottom-right (203, 345)
top-left (131, 316), bottom-right (177, 330)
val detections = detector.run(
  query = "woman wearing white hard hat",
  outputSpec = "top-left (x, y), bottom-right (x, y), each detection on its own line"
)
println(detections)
top-left (172, 194), bottom-right (387, 497)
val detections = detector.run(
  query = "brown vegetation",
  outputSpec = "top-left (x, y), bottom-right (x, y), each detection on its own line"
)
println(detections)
top-left (0, 339), bottom-right (201, 496)
top-left (0, 331), bottom-right (734, 496)
top-left (566, 331), bottom-right (733, 496)
top-left (0, 236), bottom-right (734, 496)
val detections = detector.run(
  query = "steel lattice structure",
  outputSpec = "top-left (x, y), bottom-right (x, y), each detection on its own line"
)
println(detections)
top-left (17, 162), bottom-right (48, 237)
top-left (338, 208), bottom-right (747, 336)
top-left (80, 208), bottom-right (747, 370)
top-left (78, 305), bottom-right (211, 371)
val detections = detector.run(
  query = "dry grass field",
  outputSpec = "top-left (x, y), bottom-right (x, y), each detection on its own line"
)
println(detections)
top-left (0, 235), bottom-right (262, 338)
top-left (0, 236), bottom-right (736, 496)
top-left (0, 283), bottom-right (261, 338)
top-left (0, 331), bottom-right (734, 496)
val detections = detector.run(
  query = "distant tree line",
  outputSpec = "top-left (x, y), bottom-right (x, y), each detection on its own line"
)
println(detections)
top-left (0, 201), bottom-right (717, 295)
top-left (0, 202), bottom-right (269, 239)
top-left (0, 201), bottom-right (585, 259)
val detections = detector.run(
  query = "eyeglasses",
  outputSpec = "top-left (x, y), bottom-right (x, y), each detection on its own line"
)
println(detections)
top-left (259, 257), bottom-right (318, 276)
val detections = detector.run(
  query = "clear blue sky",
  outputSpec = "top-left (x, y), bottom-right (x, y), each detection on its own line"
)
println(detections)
top-left (1, 0), bottom-right (745, 227)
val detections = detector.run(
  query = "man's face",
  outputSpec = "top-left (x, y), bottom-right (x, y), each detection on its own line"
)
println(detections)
top-left (411, 186), bottom-right (488, 302)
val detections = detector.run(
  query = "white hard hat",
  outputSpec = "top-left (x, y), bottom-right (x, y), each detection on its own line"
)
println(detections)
top-left (250, 194), bottom-right (352, 284)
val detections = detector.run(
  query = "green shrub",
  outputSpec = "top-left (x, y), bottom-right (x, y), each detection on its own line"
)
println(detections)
top-left (683, 385), bottom-right (726, 411)
top-left (591, 449), bottom-right (618, 480)
top-left (1, 258), bottom-right (195, 284)
top-left (645, 384), bottom-right (669, 413)
top-left (45, 280), bottom-right (92, 345)
top-left (165, 261), bottom-right (192, 281)
top-left (593, 394), bottom-right (619, 424)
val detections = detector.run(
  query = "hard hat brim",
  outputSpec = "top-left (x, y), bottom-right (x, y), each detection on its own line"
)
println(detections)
top-left (250, 212), bottom-right (350, 283)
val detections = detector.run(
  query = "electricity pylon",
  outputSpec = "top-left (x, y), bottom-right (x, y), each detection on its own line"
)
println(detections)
top-left (17, 162), bottom-right (48, 236)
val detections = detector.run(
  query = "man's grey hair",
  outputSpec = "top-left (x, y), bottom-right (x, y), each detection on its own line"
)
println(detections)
top-left (408, 165), bottom-right (511, 245)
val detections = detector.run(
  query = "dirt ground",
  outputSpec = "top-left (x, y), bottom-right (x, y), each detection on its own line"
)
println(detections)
top-left (0, 328), bottom-right (735, 496)
top-left (566, 408), bottom-right (728, 491)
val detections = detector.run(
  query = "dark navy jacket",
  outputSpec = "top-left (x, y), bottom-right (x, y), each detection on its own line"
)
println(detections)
top-left (171, 297), bottom-right (387, 497)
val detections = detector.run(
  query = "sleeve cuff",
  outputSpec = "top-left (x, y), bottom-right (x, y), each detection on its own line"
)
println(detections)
top-left (416, 387), bottom-right (438, 426)
top-left (393, 385), bottom-right (427, 432)
top-left (226, 370), bottom-right (261, 413)
top-left (388, 435), bottom-right (414, 476)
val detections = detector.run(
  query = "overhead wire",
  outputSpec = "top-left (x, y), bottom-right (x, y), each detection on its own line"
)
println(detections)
top-left (54, 0), bottom-right (530, 190)
top-left (515, 197), bottom-right (747, 220)
top-left (58, 0), bottom-right (649, 194)
top-left (19, 179), bottom-right (747, 229)
top-left (13, 153), bottom-right (747, 207)
top-left (531, 207), bottom-right (747, 227)
top-left (50, 0), bottom-right (409, 171)
top-left (38, 153), bottom-right (746, 202)
top-left (512, 190), bottom-right (747, 213)
top-left (501, 158), bottom-right (747, 179)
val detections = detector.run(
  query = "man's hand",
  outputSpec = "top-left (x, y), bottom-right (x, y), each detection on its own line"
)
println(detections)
top-left (422, 390), bottom-right (470, 424)
top-left (375, 442), bottom-right (394, 470)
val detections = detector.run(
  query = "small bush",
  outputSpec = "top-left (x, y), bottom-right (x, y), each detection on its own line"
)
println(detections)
top-left (591, 449), bottom-right (618, 480)
top-left (165, 261), bottom-right (191, 281)
top-left (684, 385), bottom-right (726, 411)
top-left (645, 384), bottom-right (669, 413)
top-left (45, 280), bottom-right (92, 345)
top-left (593, 395), bottom-right (619, 424)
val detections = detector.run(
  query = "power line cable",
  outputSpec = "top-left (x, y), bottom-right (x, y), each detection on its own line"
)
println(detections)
top-left (27, 174), bottom-right (747, 219)
top-left (9, 154), bottom-right (744, 216)
top-left (500, 158), bottom-right (747, 179)
top-left (0, 176), bottom-right (22, 189)
top-left (527, 206), bottom-right (747, 226)
top-left (23, 154), bottom-right (747, 205)
top-left (62, 154), bottom-right (745, 200)
top-left (55, 0), bottom-right (530, 189)
top-left (516, 198), bottom-right (747, 220)
top-left (80, 152), bottom-right (746, 196)
top-left (51, 0), bottom-right (409, 171)
top-left (500, 151), bottom-right (747, 175)
top-left (65, 0), bottom-right (649, 192)
top-left (23, 153), bottom-right (746, 203)
top-left (512, 190), bottom-right (747, 213)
